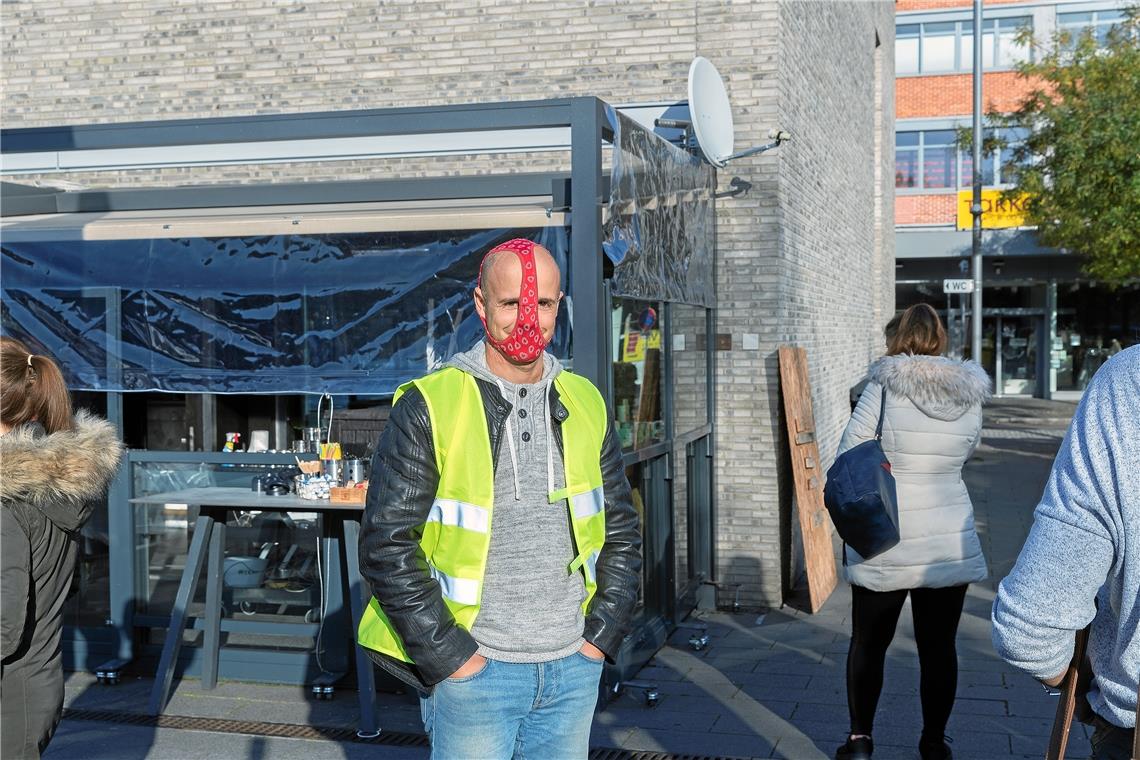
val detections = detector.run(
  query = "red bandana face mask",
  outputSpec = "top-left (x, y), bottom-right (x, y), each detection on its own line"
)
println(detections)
top-left (478, 238), bottom-right (549, 364)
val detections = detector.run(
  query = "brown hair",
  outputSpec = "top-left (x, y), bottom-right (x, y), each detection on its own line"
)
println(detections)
top-left (887, 304), bottom-right (947, 357)
top-left (0, 336), bottom-right (73, 434)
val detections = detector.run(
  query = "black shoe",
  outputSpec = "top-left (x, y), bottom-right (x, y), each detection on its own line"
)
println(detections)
top-left (918, 734), bottom-right (953, 760)
top-left (835, 736), bottom-right (873, 760)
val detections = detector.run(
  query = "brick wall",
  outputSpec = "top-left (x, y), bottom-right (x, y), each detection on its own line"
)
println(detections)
top-left (897, 0), bottom-right (1029, 11)
top-left (898, 71), bottom-right (1036, 119)
top-left (897, 193), bottom-right (958, 225)
top-left (3, 0), bottom-right (895, 610)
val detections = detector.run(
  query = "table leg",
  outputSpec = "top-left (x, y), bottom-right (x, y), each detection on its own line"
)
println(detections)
top-left (202, 511), bottom-right (226, 689)
top-left (148, 514), bottom-right (213, 715)
top-left (342, 518), bottom-right (379, 737)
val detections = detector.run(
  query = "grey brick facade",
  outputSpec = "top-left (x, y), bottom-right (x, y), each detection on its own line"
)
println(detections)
top-left (2, 0), bottom-right (894, 609)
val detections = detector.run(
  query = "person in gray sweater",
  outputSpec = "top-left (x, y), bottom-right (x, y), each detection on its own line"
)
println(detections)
top-left (358, 239), bottom-right (641, 760)
top-left (992, 346), bottom-right (1139, 759)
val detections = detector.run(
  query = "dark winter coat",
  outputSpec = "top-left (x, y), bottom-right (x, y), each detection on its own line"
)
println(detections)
top-left (1, 412), bottom-right (122, 760)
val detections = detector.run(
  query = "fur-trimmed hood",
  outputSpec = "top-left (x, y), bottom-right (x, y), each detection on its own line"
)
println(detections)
top-left (869, 354), bottom-right (992, 421)
top-left (1, 410), bottom-right (123, 531)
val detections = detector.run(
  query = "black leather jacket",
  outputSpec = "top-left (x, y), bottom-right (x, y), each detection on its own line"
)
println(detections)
top-left (359, 373), bottom-right (642, 692)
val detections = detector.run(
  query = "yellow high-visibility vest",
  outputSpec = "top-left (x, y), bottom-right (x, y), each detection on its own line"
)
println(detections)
top-left (357, 367), bottom-right (609, 662)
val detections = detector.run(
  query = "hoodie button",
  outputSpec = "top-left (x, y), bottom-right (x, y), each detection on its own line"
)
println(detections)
top-left (518, 388), bottom-right (527, 398)
top-left (518, 408), bottom-right (527, 419)
top-left (521, 432), bottom-right (531, 442)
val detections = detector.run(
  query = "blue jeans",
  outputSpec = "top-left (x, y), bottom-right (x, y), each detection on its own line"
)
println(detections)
top-left (420, 652), bottom-right (603, 760)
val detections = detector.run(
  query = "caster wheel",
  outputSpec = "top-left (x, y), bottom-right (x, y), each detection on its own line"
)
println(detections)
top-left (95, 670), bottom-right (120, 685)
top-left (688, 633), bottom-right (709, 651)
top-left (645, 691), bottom-right (659, 708)
top-left (311, 685), bottom-right (334, 700)
top-left (240, 601), bottom-right (256, 616)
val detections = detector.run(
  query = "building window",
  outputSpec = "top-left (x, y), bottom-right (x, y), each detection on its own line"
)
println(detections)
top-left (896, 16), bottom-right (1032, 73)
top-left (896, 127), bottom-right (1029, 190)
top-left (1058, 9), bottom-right (1126, 49)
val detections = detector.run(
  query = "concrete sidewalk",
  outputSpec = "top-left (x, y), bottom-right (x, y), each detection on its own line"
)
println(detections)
top-left (48, 399), bottom-right (1084, 760)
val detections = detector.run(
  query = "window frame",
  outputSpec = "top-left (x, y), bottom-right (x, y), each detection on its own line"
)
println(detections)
top-left (896, 125), bottom-right (1029, 194)
top-left (895, 13), bottom-right (1033, 75)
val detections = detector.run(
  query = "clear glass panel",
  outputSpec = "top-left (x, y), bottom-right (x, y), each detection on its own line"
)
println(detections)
top-left (960, 19), bottom-right (996, 69)
top-left (672, 440), bottom-right (690, 604)
top-left (922, 22), bottom-right (957, 71)
top-left (983, 30), bottom-right (996, 67)
top-left (896, 132), bottom-right (920, 148)
top-left (896, 36), bottom-right (919, 74)
top-left (64, 391), bottom-right (111, 627)
top-left (131, 459), bottom-right (323, 627)
top-left (1058, 12), bottom-right (1092, 51)
top-left (998, 127), bottom-right (1030, 185)
top-left (624, 460), bottom-right (647, 613)
top-left (896, 148), bottom-right (919, 188)
top-left (998, 18), bottom-right (1032, 65)
top-left (612, 298), bottom-right (665, 451)
top-left (1056, 283), bottom-right (1140, 390)
top-left (923, 131), bottom-right (958, 189)
top-left (998, 318), bottom-right (1038, 396)
top-left (671, 305), bottom-right (709, 435)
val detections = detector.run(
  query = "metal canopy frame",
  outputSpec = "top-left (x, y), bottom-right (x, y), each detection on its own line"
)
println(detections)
top-left (2, 96), bottom-right (615, 395)
top-left (2, 97), bottom-right (718, 701)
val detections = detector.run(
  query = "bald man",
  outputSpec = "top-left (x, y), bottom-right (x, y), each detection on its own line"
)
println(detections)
top-left (358, 239), bottom-right (642, 759)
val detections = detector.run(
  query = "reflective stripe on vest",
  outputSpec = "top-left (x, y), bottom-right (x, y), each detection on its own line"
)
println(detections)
top-left (357, 366), bottom-right (609, 662)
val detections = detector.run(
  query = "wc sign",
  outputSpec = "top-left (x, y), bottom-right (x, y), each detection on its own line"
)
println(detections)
top-left (943, 279), bottom-right (976, 294)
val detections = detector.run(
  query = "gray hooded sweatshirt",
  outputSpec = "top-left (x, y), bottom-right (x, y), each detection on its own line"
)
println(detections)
top-left (993, 347), bottom-right (1139, 728)
top-left (447, 342), bottom-right (587, 663)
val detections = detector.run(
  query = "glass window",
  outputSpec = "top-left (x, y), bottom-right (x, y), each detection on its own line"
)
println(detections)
top-left (960, 19), bottom-right (995, 69)
top-left (897, 25), bottom-right (920, 73)
top-left (923, 131), bottom-right (958, 189)
top-left (896, 145), bottom-right (919, 188)
top-left (671, 305), bottom-right (709, 434)
top-left (130, 458), bottom-right (325, 629)
top-left (923, 22), bottom-right (958, 71)
top-left (612, 298), bottom-right (664, 451)
top-left (1059, 10), bottom-right (1124, 50)
top-left (998, 127), bottom-right (1030, 185)
top-left (997, 17), bottom-right (1032, 65)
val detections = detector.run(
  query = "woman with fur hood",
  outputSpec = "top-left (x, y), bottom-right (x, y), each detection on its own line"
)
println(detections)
top-left (833, 304), bottom-right (992, 760)
top-left (1, 337), bottom-right (123, 759)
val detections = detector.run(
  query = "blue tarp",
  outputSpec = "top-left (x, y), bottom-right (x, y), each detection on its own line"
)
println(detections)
top-left (1, 227), bottom-right (569, 395)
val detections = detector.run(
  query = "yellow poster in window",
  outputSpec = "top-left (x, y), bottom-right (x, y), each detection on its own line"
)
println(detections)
top-left (622, 330), bottom-right (661, 362)
top-left (622, 332), bottom-right (645, 363)
top-left (957, 190), bottom-right (1032, 230)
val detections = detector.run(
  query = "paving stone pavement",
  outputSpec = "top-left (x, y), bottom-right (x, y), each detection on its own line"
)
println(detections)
top-left (48, 399), bottom-right (1089, 759)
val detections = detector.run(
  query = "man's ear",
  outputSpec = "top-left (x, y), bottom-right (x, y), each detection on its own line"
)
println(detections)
top-left (474, 287), bottom-right (487, 321)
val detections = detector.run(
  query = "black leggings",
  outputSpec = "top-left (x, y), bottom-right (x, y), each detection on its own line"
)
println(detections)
top-left (846, 583), bottom-right (969, 739)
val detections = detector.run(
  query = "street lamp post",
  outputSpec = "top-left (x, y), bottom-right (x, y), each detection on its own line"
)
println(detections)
top-left (971, 0), bottom-right (984, 365)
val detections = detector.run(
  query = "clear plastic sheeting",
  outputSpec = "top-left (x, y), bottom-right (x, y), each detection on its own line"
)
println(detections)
top-left (603, 107), bottom-right (716, 307)
top-left (1, 228), bottom-right (569, 395)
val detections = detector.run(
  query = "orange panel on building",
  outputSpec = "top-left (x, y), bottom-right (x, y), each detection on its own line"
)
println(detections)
top-left (897, 72), bottom-right (1037, 119)
top-left (897, 0), bottom-right (1028, 11)
top-left (897, 194), bottom-right (958, 226)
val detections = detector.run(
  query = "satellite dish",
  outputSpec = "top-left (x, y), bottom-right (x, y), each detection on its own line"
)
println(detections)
top-left (674, 56), bottom-right (790, 168)
top-left (688, 57), bottom-right (735, 168)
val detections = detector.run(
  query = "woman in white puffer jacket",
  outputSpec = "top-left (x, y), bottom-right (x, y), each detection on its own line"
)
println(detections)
top-left (833, 304), bottom-right (992, 760)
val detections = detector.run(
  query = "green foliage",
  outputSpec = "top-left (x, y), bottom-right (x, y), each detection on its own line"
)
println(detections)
top-left (994, 13), bottom-right (1140, 285)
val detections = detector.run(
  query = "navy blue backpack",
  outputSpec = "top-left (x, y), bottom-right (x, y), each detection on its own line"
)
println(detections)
top-left (824, 387), bottom-right (900, 561)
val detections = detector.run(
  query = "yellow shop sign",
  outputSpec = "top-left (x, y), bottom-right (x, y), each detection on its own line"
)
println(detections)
top-left (957, 190), bottom-right (1032, 230)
